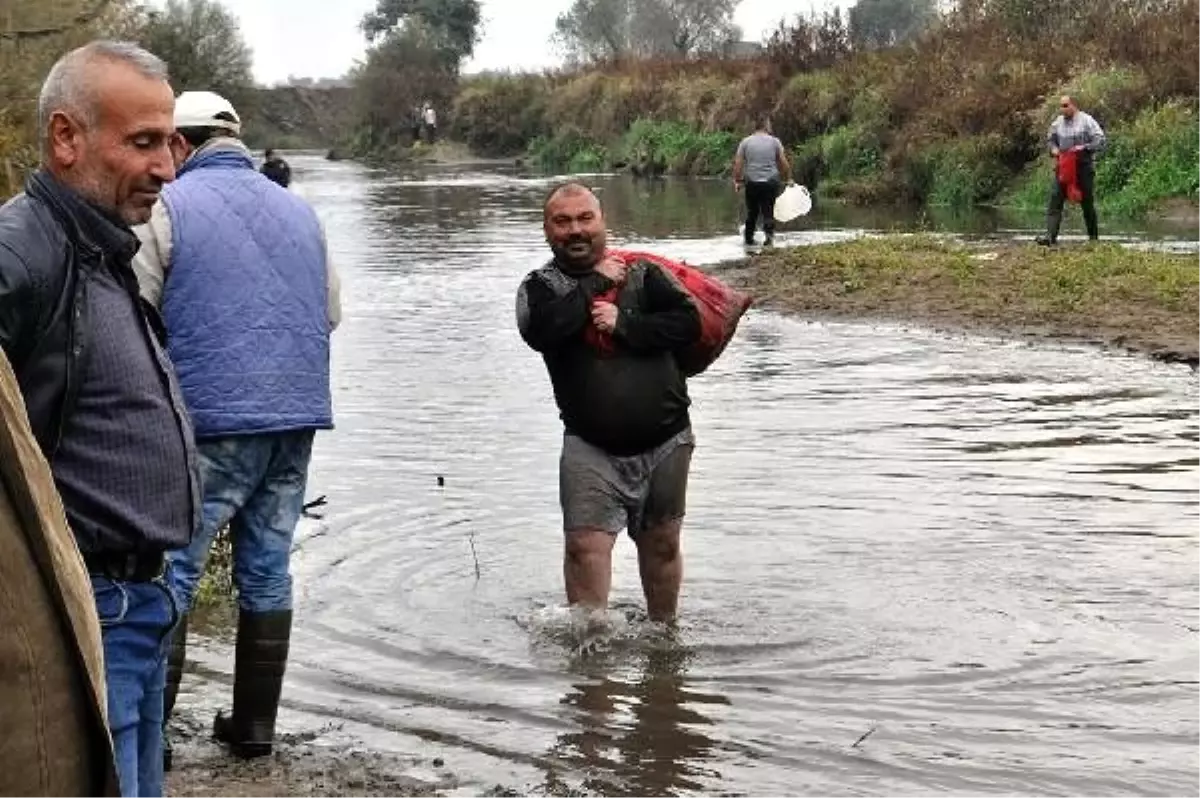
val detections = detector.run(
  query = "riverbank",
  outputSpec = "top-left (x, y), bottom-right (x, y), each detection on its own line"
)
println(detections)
top-left (166, 740), bottom-right (443, 797)
top-left (716, 235), bottom-right (1199, 367)
top-left (437, 1), bottom-right (1199, 217)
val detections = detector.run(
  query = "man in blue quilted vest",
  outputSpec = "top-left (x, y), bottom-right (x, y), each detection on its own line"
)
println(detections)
top-left (132, 90), bottom-right (341, 763)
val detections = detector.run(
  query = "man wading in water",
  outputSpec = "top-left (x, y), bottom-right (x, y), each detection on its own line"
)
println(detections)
top-left (516, 183), bottom-right (702, 622)
top-left (733, 116), bottom-right (792, 247)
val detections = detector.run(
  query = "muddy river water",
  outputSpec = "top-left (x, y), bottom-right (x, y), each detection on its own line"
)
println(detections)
top-left (179, 155), bottom-right (1198, 796)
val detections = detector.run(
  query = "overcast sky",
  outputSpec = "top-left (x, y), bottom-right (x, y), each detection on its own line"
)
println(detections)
top-left (208, 0), bottom-right (841, 85)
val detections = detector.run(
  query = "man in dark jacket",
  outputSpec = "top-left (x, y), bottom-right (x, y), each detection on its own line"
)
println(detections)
top-left (132, 90), bottom-right (338, 762)
top-left (516, 183), bottom-right (701, 622)
top-left (260, 148), bottom-right (291, 188)
top-left (0, 40), bottom-right (198, 798)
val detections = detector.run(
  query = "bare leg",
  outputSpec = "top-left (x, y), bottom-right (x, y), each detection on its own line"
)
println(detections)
top-left (564, 529), bottom-right (617, 609)
top-left (635, 519), bottom-right (683, 622)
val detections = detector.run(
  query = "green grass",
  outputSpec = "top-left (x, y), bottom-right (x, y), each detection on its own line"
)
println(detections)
top-left (617, 119), bottom-right (738, 176)
top-left (193, 529), bottom-right (234, 609)
top-left (748, 236), bottom-right (1198, 359)
top-left (1002, 101), bottom-right (1200, 217)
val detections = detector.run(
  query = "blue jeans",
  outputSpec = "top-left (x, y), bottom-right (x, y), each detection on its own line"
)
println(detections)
top-left (169, 431), bottom-right (314, 614)
top-left (93, 571), bottom-right (179, 797)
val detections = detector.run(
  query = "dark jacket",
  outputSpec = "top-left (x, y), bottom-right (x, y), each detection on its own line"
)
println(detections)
top-left (517, 259), bottom-right (701, 455)
top-left (260, 157), bottom-right (291, 188)
top-left (0, 171), bottom-right (174, 454)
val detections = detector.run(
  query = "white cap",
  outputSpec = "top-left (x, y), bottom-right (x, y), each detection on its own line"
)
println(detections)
top-left (174, 90), bottom-right (241, 136)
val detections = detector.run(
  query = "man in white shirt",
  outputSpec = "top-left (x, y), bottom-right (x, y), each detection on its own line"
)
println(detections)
top-left (423, 102), bottom-right (438, 143)
top-left (1037, 95), bottom-right (1106, 246)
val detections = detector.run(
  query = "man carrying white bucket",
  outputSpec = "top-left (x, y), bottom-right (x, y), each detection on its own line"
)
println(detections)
top-left (732, 116), bottom-right (793, 247)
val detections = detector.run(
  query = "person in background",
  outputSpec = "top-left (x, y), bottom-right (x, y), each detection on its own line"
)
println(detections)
top-left (423, 102), bottom-right (438, 144)
top-left (0, 41), bottom-right (198, 797)
top-left (516, 182), bottom-right (702, 623)
top-left (1036, 95), bottom-right (1106, 246)
top-left (732, 116), bottom-right (793, 247)
top-left (260, 147), bottom-right (291, 188)
top-left (411, 104), bottom-right (423, 146)
top-left (131, 89), bottom-right (340, 764)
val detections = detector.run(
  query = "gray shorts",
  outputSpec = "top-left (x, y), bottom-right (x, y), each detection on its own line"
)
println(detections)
top-left (559, 428), bottom-right (695, 538)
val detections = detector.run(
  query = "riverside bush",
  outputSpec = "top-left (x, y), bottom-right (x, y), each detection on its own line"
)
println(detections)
top-left (430, 0), bottom-right (1198, 217)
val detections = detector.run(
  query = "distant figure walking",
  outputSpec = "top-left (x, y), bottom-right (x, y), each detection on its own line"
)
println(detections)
top-left (260, 148), bottom-right (291, 188)
top-left (1036, 95), bottom-right (1106, 246)
top-left (411, 105), bottom-right (423, 145)
top-left (732, 116), bottom-right (793, 247)
top-left (423, 102), bottom-right (438, 144)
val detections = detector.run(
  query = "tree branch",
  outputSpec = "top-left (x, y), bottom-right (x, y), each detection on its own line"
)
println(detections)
top-left (0, 0), bottom-right (118, 42)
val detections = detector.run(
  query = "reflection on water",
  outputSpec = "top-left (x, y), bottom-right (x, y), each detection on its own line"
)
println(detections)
top-left (183, 155), bottom-right (1198, 797)
top-left (329, 158), bottom-right (1200, 249)
top-left (545, 644), bottom-right (727, 798)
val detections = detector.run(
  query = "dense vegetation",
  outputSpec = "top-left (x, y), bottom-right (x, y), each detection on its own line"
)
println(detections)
top-left (0, 0), bottom-right (262, 197)
top-left (3, 0), bottom-right (1196, 218)
top-left (443, 0), bottom-right (1199, 215)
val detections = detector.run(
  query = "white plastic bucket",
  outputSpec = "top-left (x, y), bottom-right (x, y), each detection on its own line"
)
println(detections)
top-left (775, 184), bottom-right (812, 222)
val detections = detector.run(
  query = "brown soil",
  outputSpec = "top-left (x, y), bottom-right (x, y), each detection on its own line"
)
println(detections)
top-left (167, 747), bottom-right (439, 797)
top-left (1149, 197), bottom-right (1200, 226)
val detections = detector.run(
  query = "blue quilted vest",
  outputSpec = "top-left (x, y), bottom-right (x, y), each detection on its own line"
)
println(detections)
top-left (161, 145), bottom-right (332, 439)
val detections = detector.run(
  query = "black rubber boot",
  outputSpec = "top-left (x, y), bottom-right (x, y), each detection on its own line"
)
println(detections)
top-left (162, 614), bottom-right (189, 772)
top-left (212, 610), bottom-right (292, 759)
top-left (1083, 206), bottom-right (1099, 241)
top-left (1036, 209), bottom-right (1062, 246)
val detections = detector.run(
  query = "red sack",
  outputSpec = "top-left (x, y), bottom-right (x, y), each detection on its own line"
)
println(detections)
top-left (1056, 149), bottom-right (1084, 203)
top-left (584, 249), bottom-right (753, 376)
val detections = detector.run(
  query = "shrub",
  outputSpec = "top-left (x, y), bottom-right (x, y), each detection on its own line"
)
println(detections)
top-left (452, 74), bottom-right (550, 155)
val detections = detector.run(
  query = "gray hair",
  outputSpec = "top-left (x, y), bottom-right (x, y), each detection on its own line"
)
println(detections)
top-left (37, 40), bottom-right (169, 153)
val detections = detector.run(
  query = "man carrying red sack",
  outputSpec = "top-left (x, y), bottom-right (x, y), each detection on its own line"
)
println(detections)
top-left (1036, 95), bottom-right (1106, 246)
top-left (515, 182), bottom-right (704, 622)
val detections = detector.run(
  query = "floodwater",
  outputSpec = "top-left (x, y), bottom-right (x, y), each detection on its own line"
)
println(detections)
top-left (183, 156), bottom-right (1199, 796)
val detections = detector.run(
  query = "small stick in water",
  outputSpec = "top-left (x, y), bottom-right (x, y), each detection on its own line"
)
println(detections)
top-left (852, 725), bottom-right (879, 748)
top-left (468, 531), bottom-right (481, 580)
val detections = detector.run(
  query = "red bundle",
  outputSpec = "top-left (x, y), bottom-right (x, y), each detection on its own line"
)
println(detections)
top-left (1056, 149), bottom-right (1084, 203)
top-left (584, 249), bottom-right (753, 376)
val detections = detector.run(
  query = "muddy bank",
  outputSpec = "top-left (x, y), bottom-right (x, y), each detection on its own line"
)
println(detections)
top-left (358, 140), bottom-right (521, 169)
top-left (167, 743), bottom-right (438, 797)
top-left (717, 235), bottom-right (1199, 367)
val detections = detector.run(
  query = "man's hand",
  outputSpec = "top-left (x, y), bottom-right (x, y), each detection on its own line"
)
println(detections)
top-left (595, 255), bottom-right (627, 284)
top-left (733, 180), bottom-right (743, 193)
top-left (591, 301), bottom-right (619, 333)
top-left (1050, 147), bottom-right (1060, 157)
top-left (1071, 144), bottom-right (1086, 152)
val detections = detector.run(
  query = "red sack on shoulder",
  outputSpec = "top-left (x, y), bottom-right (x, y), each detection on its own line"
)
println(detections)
top-left (584, 249), bottom-right (754, 376)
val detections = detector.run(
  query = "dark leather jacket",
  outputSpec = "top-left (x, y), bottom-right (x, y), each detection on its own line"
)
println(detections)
top-left (0, 170), bottom-right (170, 456)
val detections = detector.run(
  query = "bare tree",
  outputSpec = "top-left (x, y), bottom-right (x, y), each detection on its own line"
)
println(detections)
top-left (553, 0), bottom-right (631, 62)
top-left (636, 0), bottom-right (741, 55)
top-left (553, 0), bottom-right (741, 62)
